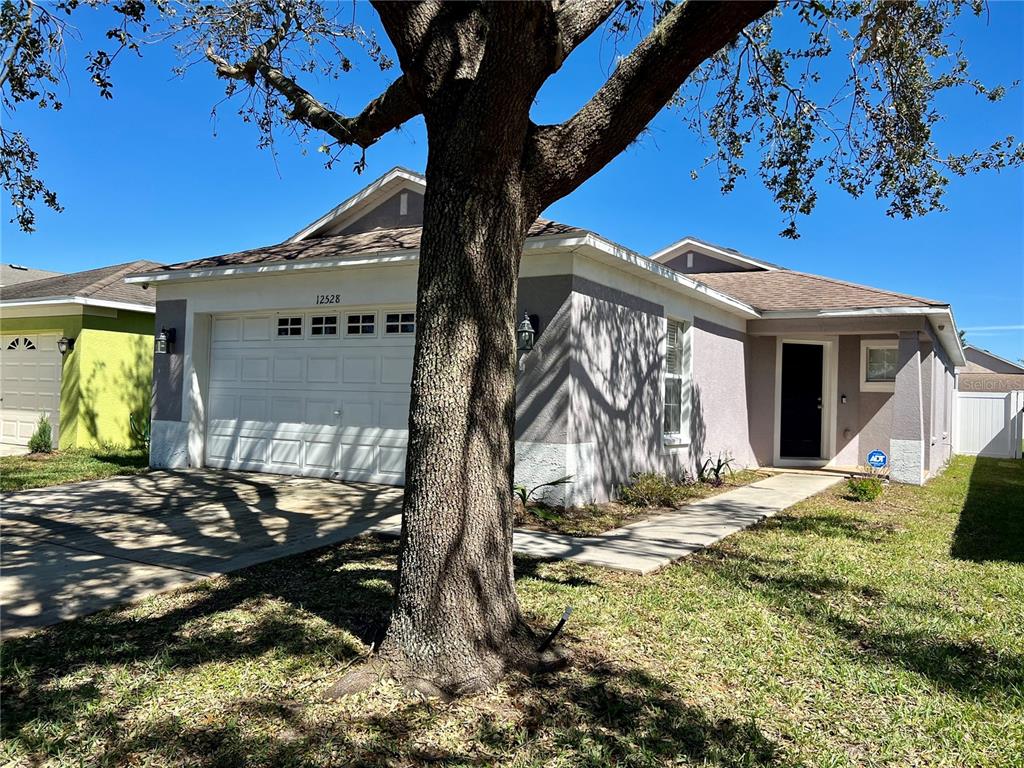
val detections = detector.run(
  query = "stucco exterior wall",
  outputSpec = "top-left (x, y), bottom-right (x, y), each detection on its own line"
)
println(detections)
top-left (691, 317), bottom-right (756, 468)
top-left (745, 336), bottom-right (775, 465)
top-left (75, 326), bottom-right (153, 448)
top-left (152, 300), bottom-right (187, 422)
top-left (568, 289), bottom-right (666, 504)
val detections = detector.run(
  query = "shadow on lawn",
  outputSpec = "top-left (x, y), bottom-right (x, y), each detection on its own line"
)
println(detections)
top-left (1, 536), bottom-right (779, 767)
top-left (950, 457), bottom-right (1024, 563)
top-left (701, 539), bottom-right (1024, 699)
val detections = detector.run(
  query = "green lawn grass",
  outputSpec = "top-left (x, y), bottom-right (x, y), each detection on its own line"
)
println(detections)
top-left (2, 456), bottom-right (1021, 766)
top-left (0, 448), bottom-right (149, 492)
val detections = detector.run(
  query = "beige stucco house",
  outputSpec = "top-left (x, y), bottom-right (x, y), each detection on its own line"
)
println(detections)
top-left (129, 168), bottom-right (965, 505)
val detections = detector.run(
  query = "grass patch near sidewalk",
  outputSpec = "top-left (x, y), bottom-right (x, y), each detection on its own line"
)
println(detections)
top-left (516, 469), bottom-right (771, 536)
top-left (2, 456), bottom-right (1021, 767)
top-left (0, 448), bottom-right (149, 492)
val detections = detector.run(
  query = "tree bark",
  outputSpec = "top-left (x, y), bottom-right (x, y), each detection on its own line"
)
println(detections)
top-left (378, 142), bottom-right (546, 695)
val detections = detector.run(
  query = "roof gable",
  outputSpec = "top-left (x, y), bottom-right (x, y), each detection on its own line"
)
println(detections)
top-left (650, 236), bottom-right (778, 273)
top-left (289, 167), bottom-right (426, 242)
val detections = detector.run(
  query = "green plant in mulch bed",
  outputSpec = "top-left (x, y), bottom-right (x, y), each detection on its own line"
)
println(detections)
top-left (618, 472), bottom-right (689, 507)
top-left (699, 452), bottom-right (735, 486)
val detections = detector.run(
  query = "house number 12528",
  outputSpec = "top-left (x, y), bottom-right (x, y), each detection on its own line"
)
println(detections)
top-left (315, 294), bottom-right (341, 305)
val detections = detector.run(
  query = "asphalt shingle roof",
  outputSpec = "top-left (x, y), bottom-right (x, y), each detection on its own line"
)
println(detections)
top-left (0, 264), bottom-right (63, 287)
top-left (689, 269), bottom-right (947, 312)
top-left (139, 214), bottom-right (950, 315)
top-left (159, 219), bottom-right (583, 272)
top-left (0, 260), bottom-right (162, 307)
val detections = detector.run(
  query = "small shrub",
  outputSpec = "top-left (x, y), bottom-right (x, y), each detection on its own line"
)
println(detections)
top-left (699, 452), bottom-right (735, 486)
top-left (27, 415), bottom-right (53, 454)
top-left (514, 475), bottom-right (574, 506)
top-left (129, 411), bottom-right (151, 450)
top-left (618, 472), bottom-right (686, 507)
top-left (846, 476), bottom-right (884, 502)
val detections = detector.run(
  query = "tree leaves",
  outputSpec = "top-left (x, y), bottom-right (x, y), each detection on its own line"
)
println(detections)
top-left (675, 0), bottom-right (1023, 237)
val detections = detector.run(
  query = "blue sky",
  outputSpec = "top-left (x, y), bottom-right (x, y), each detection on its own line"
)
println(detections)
top-left (3, 3), bottom-right (1022, 362)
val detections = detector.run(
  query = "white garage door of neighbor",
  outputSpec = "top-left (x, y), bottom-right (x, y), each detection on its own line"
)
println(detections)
top-left (0, 333), bottom-right (62, 449)
top-left (206, 310), bottom-right (415, 484)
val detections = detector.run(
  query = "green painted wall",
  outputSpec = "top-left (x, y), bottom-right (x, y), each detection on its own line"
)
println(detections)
top-left (0, 309), bottom-right (153, 449)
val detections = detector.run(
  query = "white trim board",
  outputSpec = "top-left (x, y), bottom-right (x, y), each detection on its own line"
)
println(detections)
top-left (0, 296), bottom-right (155, 315)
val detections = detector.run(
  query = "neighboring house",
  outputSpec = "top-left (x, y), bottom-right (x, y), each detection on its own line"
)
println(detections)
top-left (958, 344), bottom-right (1024, 392)
top-left (130, 168), bottom-right (964, 505)
top-left (1, 264), bottom-right (63, 287)
top-left (0, 261), bottom-right (160, 450)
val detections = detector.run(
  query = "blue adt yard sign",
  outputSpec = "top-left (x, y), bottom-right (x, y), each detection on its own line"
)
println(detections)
top-left (866, 450), bottom-right (888, 469)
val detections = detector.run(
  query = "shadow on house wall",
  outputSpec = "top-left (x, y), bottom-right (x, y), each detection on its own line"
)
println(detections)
top-left (79, 332), bottom-right (153, 448)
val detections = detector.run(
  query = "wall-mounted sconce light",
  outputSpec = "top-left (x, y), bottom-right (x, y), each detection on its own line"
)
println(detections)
top-left (56, 336), bottom-right (75, 355)
top-left (841, 394), bottom-right (847, 404)
top-left (516, 313), bottom-right (535, 352)
top-left (155, 327), bottom-right (176, 355)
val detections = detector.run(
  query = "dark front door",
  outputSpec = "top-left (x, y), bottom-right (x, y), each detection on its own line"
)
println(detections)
top-left (780, 343), bottom-right (823, 459)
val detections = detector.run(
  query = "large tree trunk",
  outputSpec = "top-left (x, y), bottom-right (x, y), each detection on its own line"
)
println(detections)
top-left (378, 140), bottom-right (549, 694)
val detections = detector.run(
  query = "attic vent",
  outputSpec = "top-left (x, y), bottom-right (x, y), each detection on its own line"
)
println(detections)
top-left (399, 192), bottom-right (408, 216)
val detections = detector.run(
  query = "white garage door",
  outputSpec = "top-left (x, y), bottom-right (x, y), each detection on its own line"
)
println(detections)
top-left (0, 333), bottom-right (62, 449)
top-left (206, 309), bottom-right (415, 483)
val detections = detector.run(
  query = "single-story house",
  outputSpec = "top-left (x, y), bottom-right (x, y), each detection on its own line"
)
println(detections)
top-left (957, 344), bottom-right (1024, 393)
top-left (0, 261), bottom-right (160, 450)
top-left (129, 168), bottom-right (965, 505)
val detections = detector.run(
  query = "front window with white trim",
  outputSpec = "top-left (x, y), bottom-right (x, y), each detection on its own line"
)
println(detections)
top-left (663, 318), bottom-right (690, 443)
top-left (860, 340), bottom-right (898, 392)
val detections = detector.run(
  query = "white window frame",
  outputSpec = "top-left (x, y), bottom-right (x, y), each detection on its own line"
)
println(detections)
top-left (662, 317), bottom-right (692, 446)
top-left (344, 311), bottom-right (378, 338)
top-left (275, 315), bottom-right (304, 339)
top-left (860, 340), bottom-right (899, 393)
top-left (309, 314), bottom-right (339, 337)
top-left (384, 310), bottom-right (416, 335)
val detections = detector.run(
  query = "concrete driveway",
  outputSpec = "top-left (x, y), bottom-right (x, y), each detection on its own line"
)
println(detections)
top-left (0, 470), bottom-right (403, 637)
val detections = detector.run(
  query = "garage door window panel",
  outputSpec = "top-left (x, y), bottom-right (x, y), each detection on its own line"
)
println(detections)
top-left (347, 313), bottom-right (377, 336)
top-left (311, 315), bottom-right (339, 336)
top-left (385, 312), bottom-right (416, 335)
top-left (277, 316), bottom-right (303, 337)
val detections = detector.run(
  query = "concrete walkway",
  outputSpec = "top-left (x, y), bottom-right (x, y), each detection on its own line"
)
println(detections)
top-left (2, 470), bottom-right (837, 637)
top-left (512, 473), bottom-right (841, 574)
top-left (1, 471), bottom-right (403, 637)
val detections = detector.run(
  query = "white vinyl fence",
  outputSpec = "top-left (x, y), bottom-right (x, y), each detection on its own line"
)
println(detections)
top-left (954, 390), bottom-right (1024, 459)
